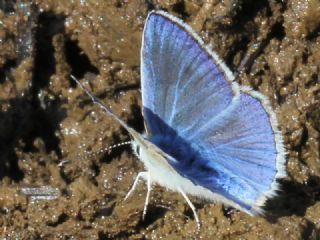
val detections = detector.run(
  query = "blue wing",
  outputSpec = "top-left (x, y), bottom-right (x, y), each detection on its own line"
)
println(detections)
top-left (141, 11), bottom-right (285, 214)
top-left (183, 90), bottom-right (285, 213)
top-left (141, 11), bottom-right (238, 137)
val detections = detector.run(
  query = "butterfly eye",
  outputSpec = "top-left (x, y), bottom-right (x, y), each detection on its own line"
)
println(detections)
top-left (136, 145), bottom-right (140, 155)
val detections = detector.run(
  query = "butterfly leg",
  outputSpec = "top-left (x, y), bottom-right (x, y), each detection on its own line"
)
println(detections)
top-left (178, 188), bottom-right (201, 231)
top-left (142, 171), bottom-right (151, 220)
top-left (124, 171), bottom-right (148, 200)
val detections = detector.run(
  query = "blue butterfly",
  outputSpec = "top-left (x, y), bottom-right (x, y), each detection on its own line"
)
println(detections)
top-left (74, 10), bottom-right (286, 229)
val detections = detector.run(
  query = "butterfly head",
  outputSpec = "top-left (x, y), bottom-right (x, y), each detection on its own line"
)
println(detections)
top-left (131, 139), bottom-right (141, 158)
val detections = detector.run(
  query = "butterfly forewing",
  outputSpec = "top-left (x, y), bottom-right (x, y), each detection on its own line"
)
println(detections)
top-left (141, 12), bottom-right (237, 136)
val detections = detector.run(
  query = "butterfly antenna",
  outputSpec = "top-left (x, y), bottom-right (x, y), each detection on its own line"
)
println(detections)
top-left (83, 141), bottom-right (132, 159)
top-left (71, 75), bottom-right (148, 149)
top-left (107, 141), bottom-right (132, 152)
top-left (71, 75), bottom-right (131, 131)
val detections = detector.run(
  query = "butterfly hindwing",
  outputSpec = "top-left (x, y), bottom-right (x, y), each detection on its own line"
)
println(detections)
top-left (183, 88), bottom-right (285, 213)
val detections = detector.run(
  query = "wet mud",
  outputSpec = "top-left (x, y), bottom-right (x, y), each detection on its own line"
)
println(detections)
top-left (0, 0), bottom-right (319, 239)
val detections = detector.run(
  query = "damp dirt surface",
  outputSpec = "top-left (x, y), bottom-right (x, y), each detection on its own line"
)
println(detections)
top-left (0, 0), bottom-right (319, 239)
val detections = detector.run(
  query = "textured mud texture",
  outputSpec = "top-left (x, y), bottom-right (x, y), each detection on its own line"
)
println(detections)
top-left (0, 0), bottom-right (319, 239)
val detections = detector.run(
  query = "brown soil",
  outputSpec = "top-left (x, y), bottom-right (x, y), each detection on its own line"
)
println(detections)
top-left (0, 0), bottom-right (319, 239)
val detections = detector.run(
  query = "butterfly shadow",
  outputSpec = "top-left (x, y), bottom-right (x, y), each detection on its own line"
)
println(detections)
top-left (138, 204), bottom-right (168, 229)
top-left (264, 175), bottom-right (320, 221)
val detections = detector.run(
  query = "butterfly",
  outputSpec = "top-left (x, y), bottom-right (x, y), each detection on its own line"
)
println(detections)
top-left (73, 10), bottom-right (286, 229)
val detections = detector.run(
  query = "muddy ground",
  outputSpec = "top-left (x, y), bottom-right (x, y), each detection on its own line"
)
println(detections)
top-left (0, 0), bottom-right (319, 239)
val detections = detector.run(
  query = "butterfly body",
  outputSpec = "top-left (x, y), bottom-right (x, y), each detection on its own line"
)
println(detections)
top-left (131, 130), bottom-right (261, 216)
top-left (132, 134), bottom-right (220, 202)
